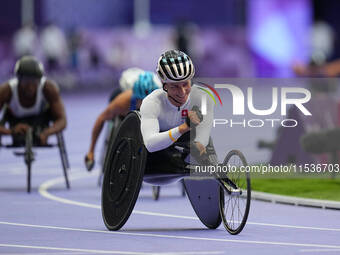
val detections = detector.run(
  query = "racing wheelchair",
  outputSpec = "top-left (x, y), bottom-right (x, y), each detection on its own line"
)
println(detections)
top-left (101, 111), bottom-right (251, 234)
top-left (0, 106), bottom-right (70, 193)
top-left (98, 116), bottom-right (170, 201)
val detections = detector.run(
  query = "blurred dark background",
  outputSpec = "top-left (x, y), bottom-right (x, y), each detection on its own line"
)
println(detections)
top-left (0, 0), bottom-right (339, 90)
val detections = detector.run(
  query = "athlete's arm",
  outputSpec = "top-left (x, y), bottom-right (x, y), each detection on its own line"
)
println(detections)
top-left (294, 59), bottom-right (340, 77)
top-left (42, 81), bottom-right (67, 139)
top-left (88, 89), bottom-right (132, 155)
top-left (0, 83), bottom-right (12, 135)
top-left (193, 91), bottom-right (215, 147)
top-left (322, 59), bottom-right (340, 77)
top-left (140, 97), bottom-right (189, 153)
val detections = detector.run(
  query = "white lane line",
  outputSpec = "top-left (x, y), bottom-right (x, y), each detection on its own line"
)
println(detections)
top-left (0, 252), bottom-right (92, 255)
top-left (40, 177), bottom-right (196, 219)
top-left (299, 248), bottom-right (340, 253)
top-left (0, 243), bottom-right (223, 255)
top-left (245, 222), bottom-right (340, 232)
top-left (156, 252), bottom-right (223, 255)
top-left (38, 173), bottom-right (340, 233)
top-left (39, 172), bottom-right (100, 209)
top-left (0, 243), bottom-right (149, 254)
top-left (1, 221), bottom-right (340, 250)
top-left (133, 210), bottom-right (197, 220)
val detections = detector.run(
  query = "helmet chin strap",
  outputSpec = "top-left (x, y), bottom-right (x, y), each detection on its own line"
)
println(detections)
top-left (167, 94), bottom-right (183, 111)
top-left (168, 95), bottom-right (182, 105)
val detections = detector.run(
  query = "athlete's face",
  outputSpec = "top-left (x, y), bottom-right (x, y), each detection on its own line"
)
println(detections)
top-left (18, 77), bottom-right (40, 98)
top-left (164, 80), bottom-right (191, 107)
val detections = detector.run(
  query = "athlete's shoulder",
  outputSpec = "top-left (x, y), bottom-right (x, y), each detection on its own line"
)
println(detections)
top-left (0, 82), bottom-right (11, 103)
top-left (7, 77), bottom-right (18, 88)
top-left (143, 88), bottom-right (165, 104)
top-left (43, 79), bottom-right (62, 102)
top-left (140, 88), bottom-right (164, 116)
top-left (44, 78), bottom-right (59, 90)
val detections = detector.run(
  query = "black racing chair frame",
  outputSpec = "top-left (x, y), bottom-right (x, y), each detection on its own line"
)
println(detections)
top-left (0, 107), bottom-right (70, 193)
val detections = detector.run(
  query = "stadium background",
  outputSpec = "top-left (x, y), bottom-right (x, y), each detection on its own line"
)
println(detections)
top-left (1, 1), bottom-right (340, 254)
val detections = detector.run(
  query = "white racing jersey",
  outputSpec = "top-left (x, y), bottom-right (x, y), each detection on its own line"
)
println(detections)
top-left (140, 85), bottom-right (214, 152)
top-left (8, 77), bottom-right (47, 118)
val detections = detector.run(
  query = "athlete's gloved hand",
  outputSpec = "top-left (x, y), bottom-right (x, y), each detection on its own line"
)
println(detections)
top-left (189, 141), bottom-right (209, 165)
top-left (185, 105), bottom-right (203, 128)
top-left (85, 152), bottom-right (95, 172)
top-left (194, 141), bottom-right (207, 155)
top-left (12, 123), bottom-right (30, 135)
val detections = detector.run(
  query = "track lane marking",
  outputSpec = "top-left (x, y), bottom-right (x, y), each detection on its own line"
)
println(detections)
top-left (38, 172), bottom-right (340, 233)
top-left (0, 243), bottom-right (222, 255)
top-left (1, 221), bottom-right (340, 250)
top-left (0, 243), bottom-right (149, 255)
top-left (299, 248), bottom-right (340, 253)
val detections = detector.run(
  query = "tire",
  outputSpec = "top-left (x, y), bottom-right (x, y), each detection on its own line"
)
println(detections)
top-left (219, 150), bottom-right (251, 235)
top-left (101, 112), bottom-right (146, 230)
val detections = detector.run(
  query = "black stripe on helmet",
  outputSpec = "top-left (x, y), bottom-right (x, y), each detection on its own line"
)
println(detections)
top-left (160, 60), bottom-right (172, 80)
top-left (174, 58), bottom-right (182, 76)
top-left (166, 70), bottom-right (192, 81)
top-left (188, 63), bottom-right (192, 77)
top-left (183, 57), bottom-right (188, 76)
top-left (157, 70), bottom-right (164, 80)
top-left (165, 57), bottom-right (177, 79)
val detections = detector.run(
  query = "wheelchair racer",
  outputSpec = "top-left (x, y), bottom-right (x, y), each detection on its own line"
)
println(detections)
top-left (140, 50), bottom-right (214, 161)
top-left (0, 56), bottom-right (66, 145)
top-left (85, 69), bottom-right (161, 171)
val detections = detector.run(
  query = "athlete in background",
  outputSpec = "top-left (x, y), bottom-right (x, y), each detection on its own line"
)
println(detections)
top-left (0, 56), bottom-right (66, 145)
top-left (85, 69), bottom-right (161, 171)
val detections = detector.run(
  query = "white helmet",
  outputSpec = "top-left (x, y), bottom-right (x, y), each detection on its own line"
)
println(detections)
top-left (119, 67), bottom-right (144, 91)
top-left (14, 55), bottom-right (44, 78)
top-left (156, 50), bottom-right (195, 83)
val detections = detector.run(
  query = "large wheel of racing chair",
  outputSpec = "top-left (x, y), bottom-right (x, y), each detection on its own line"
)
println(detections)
top-left (101, 111), bottom-right (251, 234)
top-left (97, 115), bottom-right (123, 186)
top-left (98, 88), bottom-right (163, 198)
top-left (0, 106), bottom-right (70, 193)
top-left (98, 115), bottom-right (164, 200)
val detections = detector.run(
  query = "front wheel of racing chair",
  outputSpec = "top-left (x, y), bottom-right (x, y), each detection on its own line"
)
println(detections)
top-left (24, 130), bottom-right (70, 193)
top-left (56, 132), bottom-right (71, 190)
top-left (218, 150), bottom-right (251, 235)
top-left (1, 128), bottom-right (35, 193)
top-left (24, 127), bottom-right (34, 193)
top-left (1, 129), bottom-right (70, 193)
